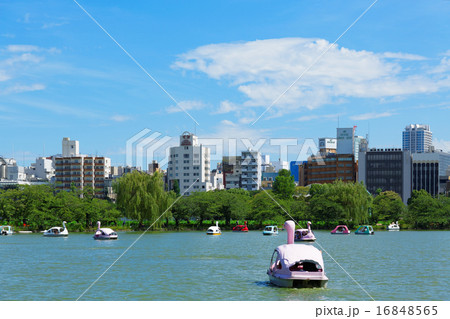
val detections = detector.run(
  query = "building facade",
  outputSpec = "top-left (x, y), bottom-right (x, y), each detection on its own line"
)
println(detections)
top-left (402, 124), bottom-right (432, 153)
top-left (62, 137), bottom-right (79, 157)
top-left (55, 138), bottom-right (111, 198)
top-left (358, 148), bottom-right (412, 203)
top-left (55, 156), bottom-right (111, 197)
top-left (337, 128), bottom-right (355, 155)
top-left (299, 153), bottom-right (357, 186)
top-left (412, 151), bottom-right (450, 195)
top-left (318, 137), bottom-right (337, 154)
top-left (223, 156), bottom-right (242, 189)
top-left (240, 150), bottom-right (262, 191)
top-left (167, 132), bottom-right (212, 196)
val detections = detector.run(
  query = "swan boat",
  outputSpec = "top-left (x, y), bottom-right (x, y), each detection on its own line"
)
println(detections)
top-left (0, 225), bottom-right (13, 236)
top-left (263, 225), bottom-right (278, 236)
top-left (206, 221), bottom-right (221, 235)
top-left (232, 221), bottom-right (249, 232)
top-left (355, 225), bottom-right (374, 235)
top-left (331, 225), bottom-right (351, 234)
top-left (267, 220), bottom-right (328, 288)
top-left (93, 221), bottom-right (118, 240)
top-left (387, 221), bottom-right (400, 231)
top-left (294, 221), bottom-right (316, 242)
top-left (43, 221), bottom-right (69, 237)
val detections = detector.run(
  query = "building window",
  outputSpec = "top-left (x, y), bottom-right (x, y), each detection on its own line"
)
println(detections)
top-left (184, 154), bottom-right (189, 158)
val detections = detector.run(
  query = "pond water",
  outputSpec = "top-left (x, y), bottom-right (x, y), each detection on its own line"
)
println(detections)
top-left (1, 230), bottom-right (449, 301)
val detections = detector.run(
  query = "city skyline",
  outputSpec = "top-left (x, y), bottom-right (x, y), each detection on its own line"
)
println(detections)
top-left (1, 0), bottom-right (449, 167)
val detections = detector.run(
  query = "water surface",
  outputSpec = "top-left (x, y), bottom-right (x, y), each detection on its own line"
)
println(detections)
top-left (1, 230), bottom-right (448, 301)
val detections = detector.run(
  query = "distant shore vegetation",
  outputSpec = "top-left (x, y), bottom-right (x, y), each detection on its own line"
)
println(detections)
top-left (1, 170), bottom-right (449, 231)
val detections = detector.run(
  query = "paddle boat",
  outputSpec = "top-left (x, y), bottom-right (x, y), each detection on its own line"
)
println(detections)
top-left (93, 221), bottom-right (118, 240)
top-left (43, 221), bottom-right (69, 237)
top-left (331, 225), bottom-right (351, 235)
top-left (206, 221), bottom-right (221, 235)
top-left (263, 225), bottom-right (278, 236)
top-left (233, 221), bottom-right (249, 232)
top-left (355, 225), bottom-right (374, 235)
top-left (294, 221), bottom-right (316, 242)
top-left (0, 225), bottom-right (13, 236)
top-left (387, 221), bottom-right (400, 231)
top-left (267, 220), bottom-right (328, 288)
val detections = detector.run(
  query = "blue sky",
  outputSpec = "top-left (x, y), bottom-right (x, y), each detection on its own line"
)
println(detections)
top-left (1, 0), bottom-right (450, 168)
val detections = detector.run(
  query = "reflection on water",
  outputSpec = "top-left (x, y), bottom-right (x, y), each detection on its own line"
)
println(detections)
top-left (0, 230), bottom-right (449, 300)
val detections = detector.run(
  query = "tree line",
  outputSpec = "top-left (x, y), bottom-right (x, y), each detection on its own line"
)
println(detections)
top-left (1, 169), bottom-right (448, 231)
top-left (0, 184), bottom-right (120, 231)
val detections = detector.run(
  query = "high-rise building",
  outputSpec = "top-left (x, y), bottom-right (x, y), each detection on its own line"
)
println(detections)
top-left (358, 148), bottom-right (412, 203)
top-left (240, 150), bottom-right (262, 191)
top-left (337, 127), bottom-right (356, 155)
top-left (55, 138), bottom-right (111, 198)
top-left (353, 136), bottom-right (368, 162)
top-left (402, 124), bottom-right (432, 153)
top-left (167, 132), bottom-right (212, 196)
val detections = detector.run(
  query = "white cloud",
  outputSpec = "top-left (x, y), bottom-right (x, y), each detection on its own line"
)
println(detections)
top-left (0, 70), bottom-right (11, 82)
top-left (433, 139), bottom-right (450, 153)
top-left (382, 52), bottom-right (427, 61)
top-left (0, 83), bottom-right (45, 95)
top-left (166, 100), bottom-right (205, 113)
top-left (173, 37), bottom-right (450, 117)
top-left (220, 119), bottom-right (236, 126)
top-left (6, 45), bottom-right (40, 52)
top-left (293, 113), bottom-right (340, 122)
top-left (350, 112), bottom-right (395, 121)
top-left (213, 100), bottom-right (240, 114)
top-left (110, 115), bottom-right (132, 122)
top-left (42, 22), bottom-right (68, 29)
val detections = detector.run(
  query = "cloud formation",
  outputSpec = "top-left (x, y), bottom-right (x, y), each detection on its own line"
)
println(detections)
top-left (165, 100), bottom-right (206, 113)
top-left (350, 112), bottom-right (395, 121)
top-left (173, 38), bottom-right (450, 118)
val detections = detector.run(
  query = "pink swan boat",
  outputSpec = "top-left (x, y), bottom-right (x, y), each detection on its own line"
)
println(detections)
top-left (331, 225), bottom-right (351, 234)
top-left (267, 220), bottom-right (328, 288)
top-left (294, 221), bottom-right (316, 242)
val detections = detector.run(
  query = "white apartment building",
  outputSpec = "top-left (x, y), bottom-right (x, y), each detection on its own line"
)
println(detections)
top-left (168, 132), bottom-right (212, 195)
top-left (241, 150), bottom-right (262, 191)
top-left (210, 169), bottom-right (224, 190)
top-left (31, 157), bottom-right (55, 180)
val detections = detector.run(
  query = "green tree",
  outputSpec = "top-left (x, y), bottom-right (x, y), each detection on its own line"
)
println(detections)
top-left (114, 170), bottom-right (171, 228)
top-left (372, 190), bottom-right (405, 222)
top-left (172, 180), bottom-right (180, 196)
top-left (272, 169), bottom-right (296, 199)
top-left (406, 190), bottom-right (440, 229)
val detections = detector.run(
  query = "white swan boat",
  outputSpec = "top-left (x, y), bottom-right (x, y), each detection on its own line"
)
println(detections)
top-left (43, 221), bottom-right (69, 237)
top-left (387, 221), bottom-right (400, 231)
top-left (206, 221), bottom-right (221, 235)
top-left (267, 220), bottom-right (328, 288)
top-left (0, 225), bottom-right (13, 236)
top-left (263, 225), bottom-right (278, 236)
top-left (93, 221), bottom-right (118, 240)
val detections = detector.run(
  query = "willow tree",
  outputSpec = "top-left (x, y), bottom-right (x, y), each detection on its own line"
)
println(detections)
top-left (114, 170), bottom-right (172, 228)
